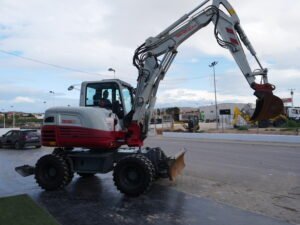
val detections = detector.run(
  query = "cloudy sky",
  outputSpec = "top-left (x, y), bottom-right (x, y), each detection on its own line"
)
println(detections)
top-left (0, 0), bottom-right (299, 113)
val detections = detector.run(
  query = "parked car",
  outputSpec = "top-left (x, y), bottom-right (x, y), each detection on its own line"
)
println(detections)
top-left (0, 129), bottom-right (41, 149)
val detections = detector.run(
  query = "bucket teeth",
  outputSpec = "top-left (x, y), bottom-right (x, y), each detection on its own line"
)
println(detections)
top-left (168, 150), bottom-right (186, 181)
top-left (251, 92), bottom-right (284, 121)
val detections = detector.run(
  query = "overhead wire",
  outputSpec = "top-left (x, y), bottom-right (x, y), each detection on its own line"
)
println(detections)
top-left (0, 49), bottom-right (107, 77)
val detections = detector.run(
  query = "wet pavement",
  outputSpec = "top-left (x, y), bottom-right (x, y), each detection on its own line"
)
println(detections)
top-left (0, 145), bottom-right (295, 225)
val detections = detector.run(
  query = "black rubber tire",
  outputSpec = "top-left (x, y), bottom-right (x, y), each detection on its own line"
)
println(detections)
top-left (113, 154), bottom-right (155, 197)
top-left (52, 148), bottom-right (74, 185)
top-left (35, 145), bottom-right (42, 149)
top-left (34, 154), bottom-right (70, 191)
top-left (14, 141), bottom-right (23, 150)
top-left (77, 172), bottom-right (96, 178)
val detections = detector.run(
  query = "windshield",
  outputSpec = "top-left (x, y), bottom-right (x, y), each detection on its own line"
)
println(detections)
top-left (85, 82), bottom-right (121, 107)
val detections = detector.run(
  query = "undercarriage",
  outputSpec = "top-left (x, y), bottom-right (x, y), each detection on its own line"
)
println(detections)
top-left (15, 147), bottom-right (185, 197)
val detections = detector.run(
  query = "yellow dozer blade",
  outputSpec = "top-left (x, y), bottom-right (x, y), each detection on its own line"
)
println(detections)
top-left (168, 149), bottom-right (186, 181)
top-left (251, 91), bottom-right (284, 121)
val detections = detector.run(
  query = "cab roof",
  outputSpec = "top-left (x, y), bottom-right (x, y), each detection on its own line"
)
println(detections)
top-left (82, 79), bottom-right (133, 89)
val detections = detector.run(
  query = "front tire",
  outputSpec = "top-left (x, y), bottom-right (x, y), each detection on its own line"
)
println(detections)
top-left (113, 154), bottom-right (154, 197)
top-left (52, 148), bottom-right (74, 185)
top-left (34, 154), bottom-right (70, 191)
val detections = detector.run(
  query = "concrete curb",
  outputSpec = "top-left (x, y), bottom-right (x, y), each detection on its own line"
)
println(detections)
top-left (162, 132), bottom-right (300, 143)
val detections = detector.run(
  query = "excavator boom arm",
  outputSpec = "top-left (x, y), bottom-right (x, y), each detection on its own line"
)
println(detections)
top-left (126, 0), bottom-right (283, 146)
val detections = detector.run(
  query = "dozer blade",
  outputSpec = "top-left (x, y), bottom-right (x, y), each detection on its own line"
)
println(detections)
top-left (168, 149), bottom-right (186, 181)
top-left (251, 92), bottom-right (284, 121)
top-left (15, 165), bottom-right (35, 177)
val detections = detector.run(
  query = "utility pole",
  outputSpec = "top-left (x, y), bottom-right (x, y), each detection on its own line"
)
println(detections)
top-left (10, 105), bottom-right (15, 128)
top-left (288, 89), bottom-right (295, 107)
top-left (209, 61), bottom-right (219, 129)
top-left (1, 109), bottom-right (5, 128)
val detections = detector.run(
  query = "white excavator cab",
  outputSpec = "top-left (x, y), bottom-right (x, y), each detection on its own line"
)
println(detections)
top-left (80, 79), bottom-right (135, 123)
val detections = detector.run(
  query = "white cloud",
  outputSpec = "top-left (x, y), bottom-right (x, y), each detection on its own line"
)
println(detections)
top-left (0, 0), bottom-right (299, 110)
top-left (13, 96), bottom-right (35, 103)
top-left (157, 88), bottom-right (255, 105)
top-left (1, 0), bottom-right (299, 70)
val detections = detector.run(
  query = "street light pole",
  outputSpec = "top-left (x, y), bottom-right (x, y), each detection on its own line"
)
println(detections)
top-left (289, 89), bottom-right (295, 107)
top-left (49, 91), bottom-right (55, 106)
top-left (209, 61), bottom-right (219, 129)
top-left (67, 84), bottom-right (80, 91)
top-left (108, 68), bottom-right (116, 79)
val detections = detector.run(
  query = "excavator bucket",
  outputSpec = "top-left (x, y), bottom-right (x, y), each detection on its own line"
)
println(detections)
top-left (168, 149), bottom-right (186, 181)
top-left (251, 91), bottom-right (284, 121)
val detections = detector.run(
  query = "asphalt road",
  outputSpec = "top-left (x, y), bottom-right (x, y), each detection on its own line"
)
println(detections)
top-left (0, 137), bottom-right (299, 224)
top-left (145, 136), bottom-right (300, 224)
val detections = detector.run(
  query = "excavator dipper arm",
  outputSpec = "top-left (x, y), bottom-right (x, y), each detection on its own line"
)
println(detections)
top-left (126, 0), bottom-right (283, 146)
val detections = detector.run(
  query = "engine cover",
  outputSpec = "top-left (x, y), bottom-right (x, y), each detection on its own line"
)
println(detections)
top-left (42, 107), bottom-right (125, 150)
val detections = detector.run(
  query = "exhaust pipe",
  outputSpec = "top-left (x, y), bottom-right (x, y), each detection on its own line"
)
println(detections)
top-left (250, 83), bottom-right (284, 121)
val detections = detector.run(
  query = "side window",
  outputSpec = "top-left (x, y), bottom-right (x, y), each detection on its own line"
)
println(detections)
top-left (122, 88), bottom-right (133, 114)
top-left (86, 87), bottom-right (96, 106)
top-left (116, 89), bottom-right (121, 103)
top-left (44, 116), bottom-right (55, 123)
top-left (11, 131), bottom-right (18, 137)
top-left (4, 131), bottom-right (12, 137)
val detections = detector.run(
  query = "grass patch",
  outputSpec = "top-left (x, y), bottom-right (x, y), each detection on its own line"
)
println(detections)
top-left (0, 194), bottom-right (60, 225)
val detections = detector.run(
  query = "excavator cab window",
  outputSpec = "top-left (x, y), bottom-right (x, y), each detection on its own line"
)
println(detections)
top-left (85, 82), bottom-right (121, 110)
top-left (121, 87), bottom-right (133, 114)
top-left (85, 81), bottom-right (135, 120)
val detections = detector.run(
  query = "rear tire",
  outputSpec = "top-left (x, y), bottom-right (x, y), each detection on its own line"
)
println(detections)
top-left (113, 154), bottom-right (154, 197)
top-left (35, 145), bottom-right (42, 149)
top-left (34, 154), bottom-right (70, 191)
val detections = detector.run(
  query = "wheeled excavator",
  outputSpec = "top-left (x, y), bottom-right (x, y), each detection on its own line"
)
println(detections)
top-left (16, 0), bottom-right (283, 196)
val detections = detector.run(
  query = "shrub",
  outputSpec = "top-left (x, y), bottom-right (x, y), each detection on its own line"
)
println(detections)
top-left (237, 126), bottom-right (248, 131)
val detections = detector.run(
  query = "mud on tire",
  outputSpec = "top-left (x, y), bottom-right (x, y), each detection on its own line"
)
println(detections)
top-left (113, 154), bottom-right (155, 197)
top-left (34, 154), bottom-right (70, 191)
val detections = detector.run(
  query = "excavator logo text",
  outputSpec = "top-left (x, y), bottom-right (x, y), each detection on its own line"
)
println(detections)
top-left (175, 24), bottom-right (197, 38)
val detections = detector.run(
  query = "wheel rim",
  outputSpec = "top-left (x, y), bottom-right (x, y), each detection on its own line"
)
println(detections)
top-left (42, 164), bottom-right (58, 181)
top-left (121, 165), bottom-right (143, 189)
